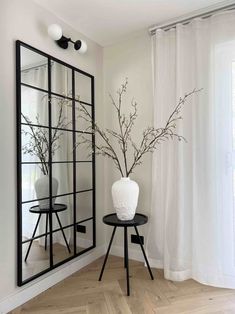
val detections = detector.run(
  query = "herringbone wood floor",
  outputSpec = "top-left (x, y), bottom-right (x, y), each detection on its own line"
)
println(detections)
top-left (10, 256), bottom-right (235, 314)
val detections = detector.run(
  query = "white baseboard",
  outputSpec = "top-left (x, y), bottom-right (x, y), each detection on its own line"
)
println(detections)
top-left (148, 257), bottom-right (163, 269)
top-left (110, 244), bottom-right (145, 262)
top-left (0, 245), bottom-right (105, 314)
top-left (110, 245), bottom-right (163, 268)
top-left (77, 237), bottom-right (93, 248)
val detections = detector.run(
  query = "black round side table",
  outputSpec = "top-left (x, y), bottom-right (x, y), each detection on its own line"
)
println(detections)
top-left (25, 203), bottom-right (71, 262)
top-left (98, 213), bottom-right (154, 296)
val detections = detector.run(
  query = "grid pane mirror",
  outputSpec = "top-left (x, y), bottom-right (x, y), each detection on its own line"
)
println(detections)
top-left (16, 41), bottom-right (96, 286)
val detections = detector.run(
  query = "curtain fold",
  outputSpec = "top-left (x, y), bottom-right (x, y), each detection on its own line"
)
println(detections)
top-left (147, 11), bottom-right (235, 288)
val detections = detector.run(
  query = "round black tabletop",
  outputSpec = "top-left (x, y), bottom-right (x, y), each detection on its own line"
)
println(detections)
top-left (29, 203), bottom-right (67, 214)
top-left (103, 213), bottom-right (148, 227)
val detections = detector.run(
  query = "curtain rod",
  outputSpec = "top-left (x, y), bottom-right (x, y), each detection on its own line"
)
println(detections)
top-left (149, 3), bottom-right (235, 35)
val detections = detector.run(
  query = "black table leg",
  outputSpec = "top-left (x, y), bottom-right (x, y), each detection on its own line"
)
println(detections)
top-left (55, 212), bottom-right (71, 253)
top-left (134, 225), bottom-right (154, 280)
top-left (25, 213), bottom-right (42, 262)
top-left (124, 226), bottom-right (130, 296)
top-left (99, 226), bottom-right (117, 281)
top-left (124, 228), bottom-right (127, 268)
top-left (45, 213), bottom-right (48, 250)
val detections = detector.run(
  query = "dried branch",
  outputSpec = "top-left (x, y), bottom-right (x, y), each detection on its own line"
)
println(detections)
top-left (21, 95), bottom-right (71, 175)
top-left (75, 104), bottom-right (124, 176)
top-left (76, 80), bottom-right (201, 177)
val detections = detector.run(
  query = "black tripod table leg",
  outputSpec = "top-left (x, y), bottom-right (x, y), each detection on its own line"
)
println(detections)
top-left (124, 226), bottom-right (130, 296)
top-left (45, 213), bottom-right (48, 250)
top-left (134, 225), bottom-right (154, 280)
top-left (25, 213), bottom-right (42, 262)
top-left (55, 212), bottom-right (71, 253)
top-left (99, 226), bottom-right (117, 281)
top-left (124, 227), bottom-right (127, 268)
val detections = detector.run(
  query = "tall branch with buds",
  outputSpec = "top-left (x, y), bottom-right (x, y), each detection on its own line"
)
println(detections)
top-left (76, 79), bottom-right (201, 177)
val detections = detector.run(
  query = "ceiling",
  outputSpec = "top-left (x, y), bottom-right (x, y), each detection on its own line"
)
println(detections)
top-left (34, 0), bottom-right (232, 46)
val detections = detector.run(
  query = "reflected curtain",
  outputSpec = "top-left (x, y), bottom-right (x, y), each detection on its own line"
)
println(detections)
top-left (147, 11), bottom-right (235, 288)
top-left (51, 63), bottom-right (73, 246)
top-left (21, 66), bottom-right (47, 239)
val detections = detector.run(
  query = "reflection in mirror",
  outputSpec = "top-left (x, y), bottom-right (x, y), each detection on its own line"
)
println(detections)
top-left (22, 241), bottom-right (50, 281)
top-left (22, 201), bottom-right (41, 239)
top-left (51, 96), bottom-right (73, 131)
top-left (76, 163), bottom-right (92, 191)
top-left (76, 219), bottom-right (93, 254)
top-left (52, 130), bottom-right (73, 162)
top-left (52, 195), bottom-right (74, 229)
top-left (76, 134), bottom-right (92, 161)
top-left (21, 46), bottom-right (48, 90)
top-left (52, 163), bottom-right (73, 196)
top-left (53, 227), bottom-right (74, 266)
top-left (21, 164), bottom-right (49, 202)
top-left (22, 202), bottom-right (50, 245)
top-left (21, 87), bottom-right (48, 126)
top-left (76, 191), bottom-right (93, 221)
top-left (22, 201), bottom-right (51, 281)
top-left (17, 42), bottom-right (95, 285)
top-left (75, 103), bottom-right (92, 132)
top-left (75, 71), bottom-right (91, 104)
top-left (22, 201), bottom-right (51, 279)
top-left (21, 125), bottom-right (49, 163)
top-left (51, 61), bottom-right (72, 96)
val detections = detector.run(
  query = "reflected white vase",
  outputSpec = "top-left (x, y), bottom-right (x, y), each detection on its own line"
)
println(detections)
top-left (112, 177), bottom-right (139, 221)
top-left (34, 175), bottom-right (59, 209)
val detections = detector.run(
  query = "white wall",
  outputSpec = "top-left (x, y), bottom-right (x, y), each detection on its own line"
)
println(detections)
top-left (0, 0), bottom-right (104, 308)
top-left (0, 1), bottom-right (154, 310)
top-left (103, 31), bottom-right (153, 250)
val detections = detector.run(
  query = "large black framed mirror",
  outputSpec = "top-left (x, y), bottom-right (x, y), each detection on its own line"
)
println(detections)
top-left (16, 41), bottom-right (96, 286)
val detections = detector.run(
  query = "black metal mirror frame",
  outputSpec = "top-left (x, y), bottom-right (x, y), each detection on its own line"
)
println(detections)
top-left (16, 40), bottom-right (96, 286)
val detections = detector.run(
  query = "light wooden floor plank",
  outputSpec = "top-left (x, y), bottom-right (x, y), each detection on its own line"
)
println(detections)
top-left (10, 256), bottom-right (235, 314)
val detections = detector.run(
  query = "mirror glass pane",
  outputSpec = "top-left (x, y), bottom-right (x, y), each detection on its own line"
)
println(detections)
top-left (21, 164), bottom-right (49, 203)
top-left (52, 195), bottom-right (74, 229)
top-left (76, 219), bottom-right (93, 254)
top-left (51, 61), bottom-right (72, 96)
top-left (51, 96), bottom-right (73, 130)
top-left (52, 163), bottom-right (73, 196)
top-left (21, 125), bottom-right (49, 163)
top-left (22, 241), bottom-right (50, 281)
top-left (75, 103), bottom-right (92, 132)
top-left (51, 130), bottom-right (73, 162)
top-left (75, 72), bottom-right (91, 104)
top-left (75, 134), bottom-right (92, 161)
top-left (22, 201), bottom-right (51, 240)
top-left (21, 86), bottom-right (48, 126)
top-left (21, 46), bottom-right (48, 90)
top-left (53, 226), bottom-right (74, 265)
top-left (76, 191), bottom-right (93, 221)
top-left (76, 163), bottom-right (92, 191)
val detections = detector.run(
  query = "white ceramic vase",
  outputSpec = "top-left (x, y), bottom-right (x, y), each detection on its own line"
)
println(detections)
top-left (34, 175), bottom-right (59, 209)
top-left (112, 177), bottom-right (139, 220)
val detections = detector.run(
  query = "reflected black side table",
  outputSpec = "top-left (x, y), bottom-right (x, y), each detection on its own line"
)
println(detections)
top-left (25, 203), bottom-right (71, 262)
top-left (98, 213), bottom-right (154, 296)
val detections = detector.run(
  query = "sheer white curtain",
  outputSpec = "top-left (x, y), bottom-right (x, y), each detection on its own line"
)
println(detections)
top-left (147, 11), bottom-right (235, 288)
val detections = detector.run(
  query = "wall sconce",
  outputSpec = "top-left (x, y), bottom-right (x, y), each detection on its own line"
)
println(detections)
top-left (48, 24), bottom-right (87, 54)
